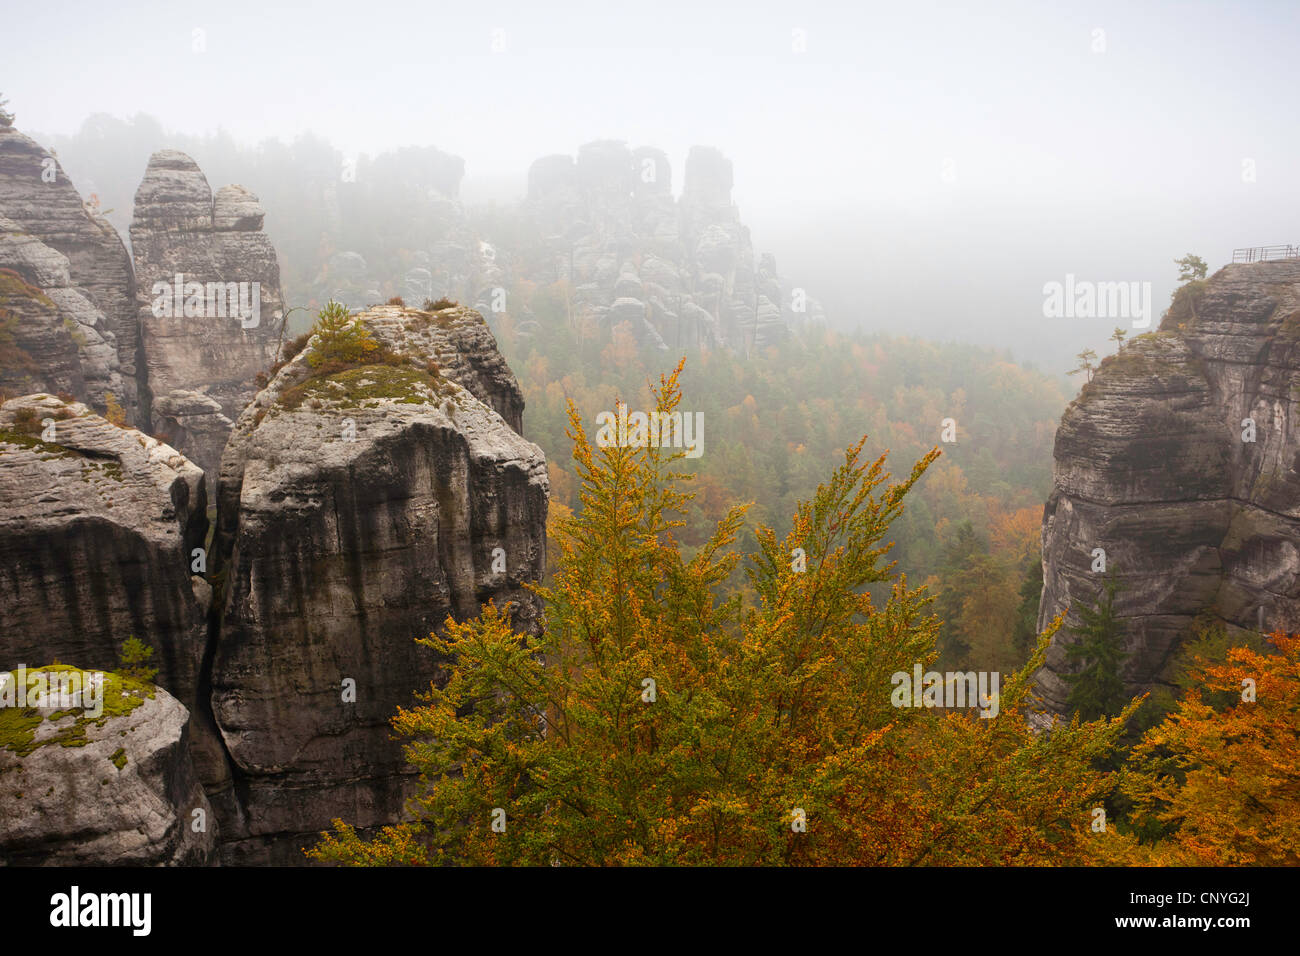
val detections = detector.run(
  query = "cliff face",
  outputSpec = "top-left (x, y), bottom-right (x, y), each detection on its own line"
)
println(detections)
top-left (0, 126), bottom-right (140, 422)
top-left (302, 141), bottom-right (823, 355)
top-left (131, 150), bottom-right (284, 478)
top-left (209, 304), bottom-right (548, 863)
top-left (1, 130), bottom-right (550, 864)
top-left (1037, 260), bottom-right (1300, 712)
top-left (0, 394), bottom-right (210, 702)
top-left (315, 146), bottom-right (472, 311)
top-left (1, 216), bottom-right (126, 408)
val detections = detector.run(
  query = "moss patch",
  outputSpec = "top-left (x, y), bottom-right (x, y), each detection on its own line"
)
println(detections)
top-left (0, 665), bottom-right (154, 759)
top-left (0, 426), bottom-right (79, 460)
top-left (110, 747), bottom-right (127, 770)
top-left (82, 458), bottom-right (124, 483)
top-left (1097, 332), bottom-right (1194, 378)
top-left (278, 362), bottom-right (450, 412)
top-left (409, 307), bottom-right (458, 331)
top-left (1278, 309), bottom-right (1300, 342)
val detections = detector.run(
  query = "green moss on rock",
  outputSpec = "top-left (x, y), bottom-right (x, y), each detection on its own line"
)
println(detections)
top-left (0, 426), bottom-right (79, 459)
top-left (0, 665), bottom-right (155, 759)
top-left (278, 362), bottom-right (450, 412)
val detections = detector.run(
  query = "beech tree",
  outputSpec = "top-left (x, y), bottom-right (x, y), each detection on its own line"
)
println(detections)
top-left (309, 361), bottom-right (1133, 866)
top-left (1091, 632), bottom-right (1300, 865)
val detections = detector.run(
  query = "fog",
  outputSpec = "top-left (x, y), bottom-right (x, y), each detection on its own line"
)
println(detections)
top-left (10, 0), bottom-right (1299, 373)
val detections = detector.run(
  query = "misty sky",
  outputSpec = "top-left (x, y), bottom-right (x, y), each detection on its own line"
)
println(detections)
top-left (9, 0), bottom-right (1300, 371)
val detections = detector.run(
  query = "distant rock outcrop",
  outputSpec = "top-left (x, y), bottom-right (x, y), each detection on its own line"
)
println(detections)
top-left (1037, 260), bottom-right (1300, 712)
top-left (208, 303), bottom-right (547, 863)
top-left (0, 667), bottom-right (215, 865)
top-left (0, 126), bottom-right (139, 421)
top-left (517, 141), bottom-right (822, 354)
top-left (313, 147), bottom-right (472, 312)
top-left (131, 150), bottom-right (284, 478)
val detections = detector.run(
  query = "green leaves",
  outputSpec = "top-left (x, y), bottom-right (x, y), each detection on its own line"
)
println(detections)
top-left (310, 362), bottom-right (1131, 867)
top-left (306, 299), bottom-right (378, 368)
top-left (1063, 571), bottom-right (1130, 722)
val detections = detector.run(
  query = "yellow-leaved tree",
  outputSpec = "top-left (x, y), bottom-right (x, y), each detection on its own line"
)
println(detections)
top-left (309, 360), bottom-right (1133, 866)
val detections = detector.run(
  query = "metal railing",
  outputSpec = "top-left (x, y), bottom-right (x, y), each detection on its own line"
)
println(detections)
top-left (1232, 244), bottom-right (1300, 263)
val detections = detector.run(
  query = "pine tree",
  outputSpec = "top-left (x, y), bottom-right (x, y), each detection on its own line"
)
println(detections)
top-left (1070, 348), bottom-right (1098, 382)
top-left (118, 635), bottom-right (158, 683)
top-left (933, 521), bottom-right (986, 666)
top-left (307, 300), bottom-right (378, 368)
top-left (1009, 555), bottom-right (1042, 663)
top-left (1174, 253), bottom-right (1207, 283)
top-left (1063, 571), bottom-right (1129, 720)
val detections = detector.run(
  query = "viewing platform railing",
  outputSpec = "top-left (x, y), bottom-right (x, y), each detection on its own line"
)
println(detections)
top-left (1232, 245), bottom-right (1300, 263)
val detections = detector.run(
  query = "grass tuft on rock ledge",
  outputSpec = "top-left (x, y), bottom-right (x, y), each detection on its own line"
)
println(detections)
top-left (279, 362), bottom-right (452, 411)
top-left (266, 300), bottom-right (455, 416)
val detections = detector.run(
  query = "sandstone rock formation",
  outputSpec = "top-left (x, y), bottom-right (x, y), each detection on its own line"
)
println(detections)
top-left (1, 216), bottom-right (126, 409)
top-left (0, 126), bottom-right (140, 421)
top-left (208, 303), bottom-right (547, 863)
top-left (1036, 260), bottom-right (1300, 712)
top-left (516, 141), bottom-right (822, 354)
top-left (0, 667), bottom-right (215, 865)
top-left (1, 134), bottom-right (551, 865)
top-left (0, 394), bottom-right (209, 705)
top-left (131, 150), bottom-right (284, 477)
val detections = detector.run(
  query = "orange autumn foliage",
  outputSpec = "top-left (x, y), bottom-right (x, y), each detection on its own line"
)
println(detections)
top-left (1091, 631), bottom-right (1300, 866)
top-left (309, 361), bottom-right (1133, 866)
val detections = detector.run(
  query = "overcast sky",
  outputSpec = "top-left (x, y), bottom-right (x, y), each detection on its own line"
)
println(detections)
top-left (9, 0), bottom-right (1299, 369)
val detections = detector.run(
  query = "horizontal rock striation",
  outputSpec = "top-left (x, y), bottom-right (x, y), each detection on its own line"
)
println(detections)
top-left (1037, 260), bottom-right (1300, 712)
top-left (0, 126), bottom-right (140, 422)
top-left (1, 216), bottom-right (126, 409)
top-left (209, 304), bottom-right (547, 863)
top-left (131, 150), bottom-right (284, 477)
top-left (0, 131), bottom-right (552, 865)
